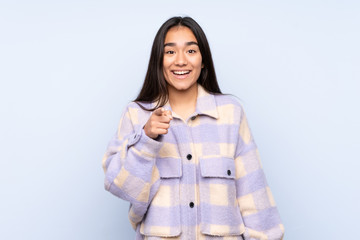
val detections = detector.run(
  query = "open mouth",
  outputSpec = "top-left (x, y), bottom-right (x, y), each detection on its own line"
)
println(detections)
top-left (172, 70), bottom-right (191, 75)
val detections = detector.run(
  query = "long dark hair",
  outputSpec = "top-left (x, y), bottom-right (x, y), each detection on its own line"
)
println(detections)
top-left (134, 16), bottom-right (222, 111)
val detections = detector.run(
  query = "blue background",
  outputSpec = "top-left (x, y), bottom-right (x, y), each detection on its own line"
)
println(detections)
top-left (1, 0), bottom-right (359, 239)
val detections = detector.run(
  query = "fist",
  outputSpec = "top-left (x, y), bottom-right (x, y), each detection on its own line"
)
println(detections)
top-left (143, 107), bottom-right (173, 139)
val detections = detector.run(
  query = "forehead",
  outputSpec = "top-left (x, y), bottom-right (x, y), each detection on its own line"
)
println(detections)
top-left (164, 26), bottom-right (198, 45)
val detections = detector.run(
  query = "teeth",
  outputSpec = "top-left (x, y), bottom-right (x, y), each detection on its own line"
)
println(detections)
top-left (173, 71), bottom-right (190, 75)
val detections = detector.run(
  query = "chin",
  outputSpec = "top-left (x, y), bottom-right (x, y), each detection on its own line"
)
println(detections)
top-left (172, 83), bottom-right (194, 91)
top-left (169, 80), bottom-right (196, 90)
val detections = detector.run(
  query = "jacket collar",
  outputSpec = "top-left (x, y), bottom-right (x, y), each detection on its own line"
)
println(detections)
top-left (158, 83), bottom-right (219, 120)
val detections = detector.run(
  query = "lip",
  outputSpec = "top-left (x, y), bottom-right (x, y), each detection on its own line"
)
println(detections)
top-left (171, 70), bottom-right (191, 79)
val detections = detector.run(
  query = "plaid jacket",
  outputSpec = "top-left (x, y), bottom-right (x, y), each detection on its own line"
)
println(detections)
top-left (102, 84), bottom-right (284, 240)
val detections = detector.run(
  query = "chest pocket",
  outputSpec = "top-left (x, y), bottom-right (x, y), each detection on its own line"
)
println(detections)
top-left (140, 157), bottom-right (182, 237)
top-left (199, 157), bottom-right (245, 236)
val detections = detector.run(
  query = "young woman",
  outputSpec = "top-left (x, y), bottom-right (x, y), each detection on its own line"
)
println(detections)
top-left (102, 16), bottom-right (284, 240)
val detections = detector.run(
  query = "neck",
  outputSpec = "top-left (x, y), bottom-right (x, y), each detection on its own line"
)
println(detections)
top-left (168, 83), bottom-right (198, 107)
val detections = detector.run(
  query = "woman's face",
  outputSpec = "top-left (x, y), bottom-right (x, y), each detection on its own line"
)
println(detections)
top-left (163, 26), bottom-right (203, 93)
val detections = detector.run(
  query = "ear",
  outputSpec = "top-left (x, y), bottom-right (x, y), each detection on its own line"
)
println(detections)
top-left (201, 63), bottom-right (204, 68)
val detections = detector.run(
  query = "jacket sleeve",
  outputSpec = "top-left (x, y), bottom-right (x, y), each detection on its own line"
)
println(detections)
top-left (102, 104), bottom-right (163, 230)
top-left (234, 105), bottom-right (284, 240)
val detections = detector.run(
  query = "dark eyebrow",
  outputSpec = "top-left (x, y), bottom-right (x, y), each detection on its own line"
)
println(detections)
top-left (164, 41), bottom-right (199, 47)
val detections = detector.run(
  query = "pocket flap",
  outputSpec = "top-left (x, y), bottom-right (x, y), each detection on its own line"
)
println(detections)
top-left (156, 158), bottom-right (182, 178)
top-left (200, 157), bottom-right (235, 179)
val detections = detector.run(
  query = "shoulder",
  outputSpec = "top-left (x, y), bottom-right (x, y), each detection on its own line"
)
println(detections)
top-left (208, 93), bottom-right (249, 125)
top-left (121, 101), bottom-right (153, 127)
top-left (213, 93), bottom-right (245, 112)
top-left (125, 101), bottom-right (153, 112)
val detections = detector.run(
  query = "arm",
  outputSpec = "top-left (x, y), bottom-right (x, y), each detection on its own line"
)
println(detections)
top-left (102, 104), bottom-right (163, 229)
top-left (234, 105), bottom-right (284, 240)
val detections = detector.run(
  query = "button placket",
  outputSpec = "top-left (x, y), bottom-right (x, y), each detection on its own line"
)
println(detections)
top-left (176, 119), bottom-right (197, 236)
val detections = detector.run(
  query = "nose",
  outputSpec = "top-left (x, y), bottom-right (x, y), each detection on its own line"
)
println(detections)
top-left (174, 51), bottom-right (187, 66)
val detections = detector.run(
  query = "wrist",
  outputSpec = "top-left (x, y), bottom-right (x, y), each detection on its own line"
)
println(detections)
top-left (143, 124), bottom-right (158, 140)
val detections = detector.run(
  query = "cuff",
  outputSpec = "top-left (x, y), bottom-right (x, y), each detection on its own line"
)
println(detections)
top-left (127, 124), bottom-right (164, 158)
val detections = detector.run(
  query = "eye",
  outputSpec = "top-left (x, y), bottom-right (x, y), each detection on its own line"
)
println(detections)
top-left (165, 50), bottom-right (175, 54)
top-left (188, 49), bottom-right (196, 54)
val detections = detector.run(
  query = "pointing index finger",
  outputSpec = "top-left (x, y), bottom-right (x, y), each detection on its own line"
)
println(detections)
top-left (153, 107), bottom-right (164, 116)
top-left (164, 110), bottom-right (173, 119)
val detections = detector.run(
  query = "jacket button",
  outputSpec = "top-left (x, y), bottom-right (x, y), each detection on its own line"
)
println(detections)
top-left (186, 154), bottom-right (192, 160)
top-left (191, 116), bottom-right (196, 120)
top-left (227, 170), bottom-right (231, 176)
top-left (189, 202), bottom-right (194, 208)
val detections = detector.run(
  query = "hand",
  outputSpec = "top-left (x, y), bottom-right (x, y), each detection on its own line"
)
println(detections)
top-left (143, 107), bottom-right (173, 139)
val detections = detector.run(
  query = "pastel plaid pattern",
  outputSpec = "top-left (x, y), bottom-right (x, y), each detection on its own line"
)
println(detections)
top-left (102, 84), bottom-right (284, 240)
